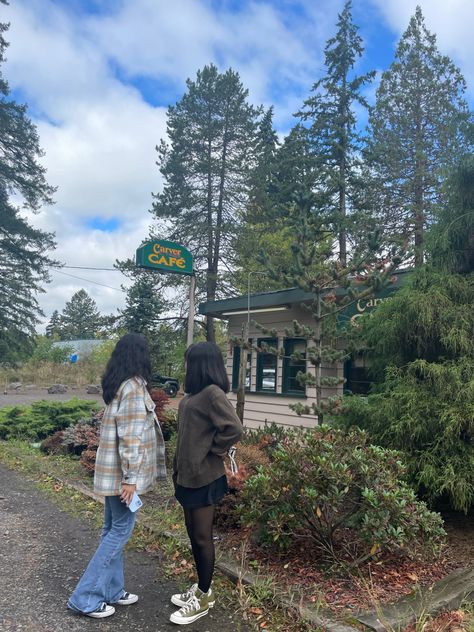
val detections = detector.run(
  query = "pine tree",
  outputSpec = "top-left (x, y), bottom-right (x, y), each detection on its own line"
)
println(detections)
top-left (45, 310), bottom-right (62, 338)
top-left (365, 6), bottom-right (471, 266)
top-left (0, 4), bottom-right (56, 363)
top-left (152, 64), bottom-right (260, 342)
top-left (119, 275), bottom-right (166, 335)
top-left (429, 156), bottom-right (474, 274)
top-left (258, 190), bottom-right (404, 423)
top-left (60, 290), bottom-right (101, 340)
top-left (298, 1), bottom-right (375, 265)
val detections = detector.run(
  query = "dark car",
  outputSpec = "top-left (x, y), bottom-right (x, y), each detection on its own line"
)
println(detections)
top-left (150, 373), bottom-right (180, 398)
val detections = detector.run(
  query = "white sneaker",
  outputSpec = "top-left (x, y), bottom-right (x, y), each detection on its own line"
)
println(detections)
top-left (115, 591), bottom-right (139, 606)
top-left (171, 583), bottom-right (198, 608)
top-left (85, 603), bottom-right (115, 618)
top-left (170, 589), bottom-right (214, 626)
top-left (171, 584), bottom-right (215, 608)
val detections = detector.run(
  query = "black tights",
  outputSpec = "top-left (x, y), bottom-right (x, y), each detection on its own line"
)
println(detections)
top-left (183, 505), bottom-right (215, 593)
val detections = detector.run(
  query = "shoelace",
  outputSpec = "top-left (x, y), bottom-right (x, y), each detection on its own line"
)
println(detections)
top-left (182, 584), bottom-right (197, 600)
top-left (179, 595), bottom-right (201, 614)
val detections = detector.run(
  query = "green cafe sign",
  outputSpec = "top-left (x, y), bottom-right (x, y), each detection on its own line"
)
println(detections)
top-left (136, 240), bottom-right (193, 276)
top-left (337, 284), bottom-right (399, 328)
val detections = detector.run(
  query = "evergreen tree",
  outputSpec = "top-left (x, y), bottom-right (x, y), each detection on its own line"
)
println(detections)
top-left (0, 3), bottom-right (56, 362)
top-left (45, 310), bottom-right (62, 338)
top-left (298, 1), bottom-right (375, 265)
top-left (429, 156), bottom-right (474, 274)
top-left (152, 64), bottom-right (260, 342)
top-left (365, 6), bottom-right (471, 266)
top-left (60, 289), bottom-right (101, 340)
top-left (119, 275), bottom-right (166, 336)
top-left (257, 191), bottom-right (404, 423)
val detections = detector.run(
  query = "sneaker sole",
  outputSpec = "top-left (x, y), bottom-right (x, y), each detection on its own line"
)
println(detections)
top-left (85, 607), bottom-right (115, 619)
top-left (170, 608), bottom-right (209, 625)
top-left (115, 596), bottom-right (139, 606)
top-left (171, 596), bottom-right (215, 608)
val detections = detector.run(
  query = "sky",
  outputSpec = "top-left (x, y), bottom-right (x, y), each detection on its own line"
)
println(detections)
top-left (3, 0), bottom-right (474, 330)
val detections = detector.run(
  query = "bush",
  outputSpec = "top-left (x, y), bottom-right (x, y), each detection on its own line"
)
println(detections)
top-left (215, 465), bottom-right (251, 530)
top-left (239, 425), bottom-right (445, 566)
top-left (338, 359), bottom-right (474, 513)
top-left (160, 409), bottom-right (178, 441)
top-left (149, 388), bottom-right (170, 422)
top-left (0, 399), bottom-right (100, 440)
top-left (40, 431), bottom-right (67, 455)
top-left (241, 422), bottom-right (292, 458)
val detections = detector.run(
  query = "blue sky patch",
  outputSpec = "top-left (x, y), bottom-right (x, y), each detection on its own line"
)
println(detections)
top-left (85, 217), bottom-right (121, 232)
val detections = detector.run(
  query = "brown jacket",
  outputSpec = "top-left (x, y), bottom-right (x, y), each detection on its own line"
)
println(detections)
top-left (173, 384), bottom-right (242, 488)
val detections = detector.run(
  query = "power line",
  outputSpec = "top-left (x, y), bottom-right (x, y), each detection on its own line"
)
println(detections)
top-left (62, 265), bottom-right (121, 271)
top-left (54, 269), bottom-right (125, 292)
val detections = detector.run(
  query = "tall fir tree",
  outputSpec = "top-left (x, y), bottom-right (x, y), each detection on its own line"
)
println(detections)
top-left (152, 64), bottom-right (260, 342)
top-left (365, 6), bottom-right (471, 266)
top-left (0, 5), bottom-right (56, 363)
top-left (298, 0), bottom-right (375, 265)
top-left (60, 289), bottom-right (101, 341)
top-left (429, 156), bottom-right (474, 274)
top-left (118, 275), bottom-right (166, 336)
top-left (45, 309), bottom-right (62, 338)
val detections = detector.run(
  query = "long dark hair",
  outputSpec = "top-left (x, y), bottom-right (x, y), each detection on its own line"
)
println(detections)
top-left (184, 342), bottom-right (230, 395)
top-left (101, 333), bottom-right (152, 404)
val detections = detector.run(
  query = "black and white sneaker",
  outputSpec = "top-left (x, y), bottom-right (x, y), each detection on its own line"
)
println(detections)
top-left (115, 592), bottom-right (139, 606)
top-left (85, 603), bottom-right (115, 618)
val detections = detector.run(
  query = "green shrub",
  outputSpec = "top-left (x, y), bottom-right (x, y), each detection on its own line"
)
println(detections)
top-left (0, 399), bottom-right (99, 441)
top-left (338, 359), bottom-right (474, 512)
top-left (160, 408), bottom-right (178, 441)
top-left (239, 425), bottom-right (445, 566)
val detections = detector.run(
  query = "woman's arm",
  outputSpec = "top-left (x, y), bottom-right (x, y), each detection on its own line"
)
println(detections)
top-left (208, 389), bottom-right (243, 455)
top-left (116, 381), bottom-right (147, 493)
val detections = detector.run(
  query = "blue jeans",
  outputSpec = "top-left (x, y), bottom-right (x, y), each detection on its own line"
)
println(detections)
top-left (67, 496), bottom-right (137, 614)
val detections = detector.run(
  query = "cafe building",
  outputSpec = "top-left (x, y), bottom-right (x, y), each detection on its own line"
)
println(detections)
top-left (199, 271), bottom-right (408, 429)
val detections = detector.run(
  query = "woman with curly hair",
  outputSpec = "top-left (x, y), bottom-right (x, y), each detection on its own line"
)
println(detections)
top-left (67, 333), bottom-right (166, 618)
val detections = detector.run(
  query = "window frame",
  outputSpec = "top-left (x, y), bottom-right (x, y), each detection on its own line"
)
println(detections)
top-left (282, 338), bottom-right (306, 395)
top-left (256, 337), bottom-right (278, 393)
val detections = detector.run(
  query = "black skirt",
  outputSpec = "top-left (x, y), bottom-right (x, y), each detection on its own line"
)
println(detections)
top-left (175, 474), bottom-right (228, 509)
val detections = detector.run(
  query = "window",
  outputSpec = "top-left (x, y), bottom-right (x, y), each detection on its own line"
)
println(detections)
top-left (232, 344), bottom-right (252, 391)
top-left (283, 339), bottom-right (306, 394)
top-left (344, 358), bottom-right (372, 395)
top-left (256, 338), bottom-right (277, 392)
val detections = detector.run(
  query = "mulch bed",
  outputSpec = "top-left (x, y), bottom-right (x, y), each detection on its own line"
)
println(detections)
top-left (219, 512), bottom-right (474, 616)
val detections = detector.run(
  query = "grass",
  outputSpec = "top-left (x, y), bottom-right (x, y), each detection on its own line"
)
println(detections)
top-left (0, 439), bottom-right (319, 631)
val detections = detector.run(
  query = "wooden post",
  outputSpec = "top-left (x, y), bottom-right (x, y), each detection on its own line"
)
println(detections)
top-left (236, 321), bottom-right (248, 424)
top-left (186, 274), bottom-right (196, 348)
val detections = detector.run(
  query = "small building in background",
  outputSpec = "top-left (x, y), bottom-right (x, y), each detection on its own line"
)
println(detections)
top-left (52, 339), bottom-right (108, 362)
top-left (199, 271), bottom-right (408, 429)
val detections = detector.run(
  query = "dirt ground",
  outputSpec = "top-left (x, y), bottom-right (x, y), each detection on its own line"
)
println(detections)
top-left (0, 387), bottom-right (182, 409)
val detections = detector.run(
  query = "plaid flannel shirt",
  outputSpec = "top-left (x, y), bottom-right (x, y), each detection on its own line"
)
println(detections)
top-left (94, 376), bottom-right (167, 496)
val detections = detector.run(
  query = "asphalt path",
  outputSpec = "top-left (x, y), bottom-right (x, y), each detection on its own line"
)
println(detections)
top-left (0, 464), bottom-right (248, 632)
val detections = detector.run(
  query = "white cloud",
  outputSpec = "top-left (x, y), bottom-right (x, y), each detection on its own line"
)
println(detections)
top-left (2, 0), bottom-right (473, 333)
top-left (368, 0), bottom-right (474, 96)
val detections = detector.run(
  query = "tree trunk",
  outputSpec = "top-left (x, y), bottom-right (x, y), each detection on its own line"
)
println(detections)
top-left (235, 322), bottom-right (248, 423)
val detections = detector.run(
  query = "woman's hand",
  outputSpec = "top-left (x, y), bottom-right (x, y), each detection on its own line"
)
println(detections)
top-left (120, 483), bottom-right (136, 506)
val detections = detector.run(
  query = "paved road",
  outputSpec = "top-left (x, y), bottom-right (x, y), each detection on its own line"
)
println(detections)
top-left (0, 465), bottom-right (248, 632)
top-left (0, 388), bottom-right (182, 410)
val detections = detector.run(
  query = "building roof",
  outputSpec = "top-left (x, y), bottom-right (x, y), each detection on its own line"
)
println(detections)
top-left (52, 339), bottom-right (110, 355)
top-left (199, 269), bottom-right (412, 318)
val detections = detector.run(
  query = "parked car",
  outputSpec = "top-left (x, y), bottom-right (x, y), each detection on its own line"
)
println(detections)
top-left (150, 373), bottom-right (180, 398)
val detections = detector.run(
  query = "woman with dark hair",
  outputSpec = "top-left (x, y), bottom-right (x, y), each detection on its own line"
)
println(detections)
top-left (170, 342), bottom-right (242, 626)
top-left (67, 333), bottom-right (166, 619)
